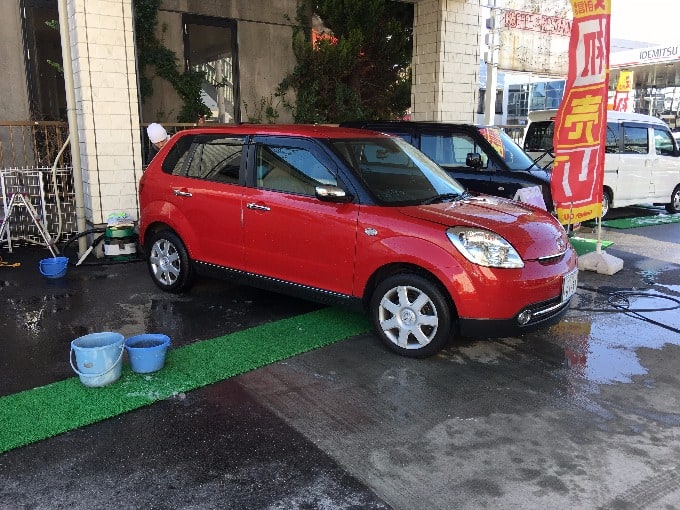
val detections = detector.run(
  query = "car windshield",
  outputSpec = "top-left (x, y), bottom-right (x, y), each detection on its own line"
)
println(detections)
top-left (477, 127), bottom-right (536, 171)
top-left (330, 137), bottom-right (466, 205)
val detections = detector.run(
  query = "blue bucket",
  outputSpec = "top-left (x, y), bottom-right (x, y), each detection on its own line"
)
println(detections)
top-left (70, 332), bottom-right (125, 387)
top-left (40, 256), bottom-right (69, 279)
top-left (124, 334), bottom-right (171, 373)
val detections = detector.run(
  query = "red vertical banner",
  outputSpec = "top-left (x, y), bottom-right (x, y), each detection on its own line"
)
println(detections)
top-left (551, 0), bottom-right (611, 225)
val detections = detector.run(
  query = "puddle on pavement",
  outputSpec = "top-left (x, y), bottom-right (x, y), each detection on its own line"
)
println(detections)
top-left (556, 288), bottom-right (680, 385)
top-left (436, 287), bottom-right (680, 399)
top-left (634, 261), bottom-right (678, 285)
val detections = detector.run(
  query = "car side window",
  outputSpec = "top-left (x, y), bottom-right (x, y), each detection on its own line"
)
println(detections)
top-left (161, 135), bottom-right (193, 175)
top-left (421, 133), bottom-right (488, 169)
top-left (255, 144), bottom-right (337, 195)
top-left (605, 122), bottom-right (621, 154)
top-left (185, 136), bottom-right (245, 184)
top-left (653, 127), bottom-right (675, 156)
top-left (622, 125), bottom-right (648, 154)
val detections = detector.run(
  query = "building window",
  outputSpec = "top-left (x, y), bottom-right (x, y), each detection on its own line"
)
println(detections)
top-left (184, 15), bottom-right (240, 123)
top-left (477, 89), bottom-right (504, 115)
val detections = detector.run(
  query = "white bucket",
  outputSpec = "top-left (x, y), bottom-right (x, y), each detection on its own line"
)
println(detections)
top-left (70, 332), bottom-right (125, 387)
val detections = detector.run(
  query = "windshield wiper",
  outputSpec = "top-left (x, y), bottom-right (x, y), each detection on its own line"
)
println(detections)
top-left (421, 192), bottom-right (467, 205)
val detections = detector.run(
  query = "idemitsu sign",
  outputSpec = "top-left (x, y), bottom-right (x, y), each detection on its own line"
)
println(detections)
top-left (551, 0), bottom-right (611, 225)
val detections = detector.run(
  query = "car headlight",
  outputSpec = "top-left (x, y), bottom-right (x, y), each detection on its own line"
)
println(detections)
top-left (446, 227), bottom-right (524, 268)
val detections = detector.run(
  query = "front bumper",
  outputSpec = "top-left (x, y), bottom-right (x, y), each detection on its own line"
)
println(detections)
top-left (457, 295), bottom-right (572, 338)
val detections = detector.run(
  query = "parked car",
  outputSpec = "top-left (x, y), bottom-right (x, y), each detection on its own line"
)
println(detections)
top-left (340, 120), bottom-right (553, 210)
top-left (138, 125), bottom-right (577, 358)
top-left (524, 109), bottom-right (680, 216)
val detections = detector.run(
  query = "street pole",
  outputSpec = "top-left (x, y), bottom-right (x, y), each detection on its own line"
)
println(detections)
top-left (483, 1), bottom-right (499, 126)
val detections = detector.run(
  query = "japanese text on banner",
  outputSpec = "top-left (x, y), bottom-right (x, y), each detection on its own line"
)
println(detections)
top-left (551, 0), bottom-right (611, 225)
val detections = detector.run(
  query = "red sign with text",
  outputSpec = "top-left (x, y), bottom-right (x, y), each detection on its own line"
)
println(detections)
top-left (551, 0), bottom-right (611, 224)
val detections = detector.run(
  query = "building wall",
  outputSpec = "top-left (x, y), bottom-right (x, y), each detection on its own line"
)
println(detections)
top-left (411, 0), bottom-right (481, 122)
top-left (142, 0), bottom-right (299, 124)
top-left (0, 2), bottom-right (31, 121)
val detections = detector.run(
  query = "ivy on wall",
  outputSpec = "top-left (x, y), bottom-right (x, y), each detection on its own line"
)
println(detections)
top-left (133, 0), bottom-right (210, 122)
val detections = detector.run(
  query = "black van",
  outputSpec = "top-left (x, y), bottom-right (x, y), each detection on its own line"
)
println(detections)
top-left (341, 121), bottom-right (553, 210)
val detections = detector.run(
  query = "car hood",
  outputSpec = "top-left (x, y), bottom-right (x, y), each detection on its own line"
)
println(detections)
top-left (398, 195), bottom-right (570, 260)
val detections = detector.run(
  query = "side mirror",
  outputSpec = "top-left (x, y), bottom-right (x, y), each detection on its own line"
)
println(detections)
top-left (466, 152), bottom-right (483, 169)
top-left (315, 185), bottom-right (353, 203)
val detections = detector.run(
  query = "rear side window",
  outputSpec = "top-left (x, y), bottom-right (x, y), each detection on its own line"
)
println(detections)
top-left (524, 121), bottom-right (554, 152)
top-left (622, 126), bottom-right (648, 154)
top-left (161, 136), bottom-right (193, 175)
top-left (653, 127), bottom-right (675, 156)
top-left (185, 136), bottom-right (245, 184)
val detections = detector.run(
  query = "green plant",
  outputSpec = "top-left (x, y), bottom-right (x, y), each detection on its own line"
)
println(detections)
top-left (243, 95), bottom-right (281, 124)
top-left (278, 0), bottom-right (413, 124)
top-left (44, 20), bottom-right (63, 76)
top-left (133, 0), bottom-right (210, 122)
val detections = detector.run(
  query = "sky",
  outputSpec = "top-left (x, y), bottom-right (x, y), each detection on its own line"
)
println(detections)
top-left (610, 0), bottom-right (678, 45)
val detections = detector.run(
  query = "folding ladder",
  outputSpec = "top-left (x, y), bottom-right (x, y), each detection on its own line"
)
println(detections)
top-left (0, 193), bottom-right (58, 256)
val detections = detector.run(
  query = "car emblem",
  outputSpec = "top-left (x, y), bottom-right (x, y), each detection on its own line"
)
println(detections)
top-left (364, 228), bottom-right (378, 236)
top-left (556, 235), bottom-right (567, 253)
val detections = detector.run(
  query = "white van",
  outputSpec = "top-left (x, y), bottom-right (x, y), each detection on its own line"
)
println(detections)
top-left (523, 109), bottom-right (680, 216)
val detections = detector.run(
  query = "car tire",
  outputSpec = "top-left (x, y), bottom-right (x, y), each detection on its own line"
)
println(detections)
top-left (601, 189), bottom-right (611, 218)
top-left (146, 230), bottom-right (193, 293)
top-left (370, 273), bottom-right (454, 358)
top-left (665, 185), bottom-right (680, 214)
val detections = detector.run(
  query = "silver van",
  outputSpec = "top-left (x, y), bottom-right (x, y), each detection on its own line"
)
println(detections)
top-left (523, 109), bottom-right (680, 216)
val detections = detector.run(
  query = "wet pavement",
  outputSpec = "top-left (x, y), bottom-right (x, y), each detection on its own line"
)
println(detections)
top-left (1, 206), bottom-right (680, 509)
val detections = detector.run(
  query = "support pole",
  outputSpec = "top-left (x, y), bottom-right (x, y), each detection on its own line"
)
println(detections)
top-left (57, 0), bottom-right (88, 257)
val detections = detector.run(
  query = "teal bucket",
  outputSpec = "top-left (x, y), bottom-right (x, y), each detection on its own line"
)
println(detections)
top-left (70, 332), bottom-right (125, 387)
top-left (124, 334), bottom-right (170, 373)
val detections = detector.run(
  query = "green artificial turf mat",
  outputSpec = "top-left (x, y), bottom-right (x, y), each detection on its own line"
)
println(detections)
top-left (569, 236), bottom-right (613, 256)
top-left (0, 307), bottom-right (371, 454)
top-left (597, 214), bottom-right (680, 229)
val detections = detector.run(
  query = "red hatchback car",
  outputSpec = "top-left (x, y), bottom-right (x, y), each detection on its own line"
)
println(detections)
top-left (138, 125), bottom-right (578, 357)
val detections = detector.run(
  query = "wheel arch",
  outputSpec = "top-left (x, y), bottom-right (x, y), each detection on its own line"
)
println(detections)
top-left (362, 262), bottom-right (459, 322)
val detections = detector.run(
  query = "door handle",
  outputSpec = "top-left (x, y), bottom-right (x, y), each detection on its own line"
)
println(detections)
top-left (246, 202), bottom-right (270, 211)
top-left (173, 189), bottom-right (192, 197)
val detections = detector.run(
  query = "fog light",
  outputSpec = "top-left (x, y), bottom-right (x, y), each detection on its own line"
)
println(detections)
top-left (517, 310), bottom-right (532, 326)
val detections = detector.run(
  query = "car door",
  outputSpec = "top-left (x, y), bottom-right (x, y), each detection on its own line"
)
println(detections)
top-left (241, 136), bottom-right (359, 295)
top-left (617, 123), bottom-right (654, 201)
top-left (651, 126), bottom-right (680, 199)
top-left (158, 133), bottom-right (246, 270)
top-left (418, 130), bottom-right (495, 195)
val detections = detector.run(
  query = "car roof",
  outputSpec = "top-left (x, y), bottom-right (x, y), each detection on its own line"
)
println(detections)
top-left (341, 120), bottom-right (489, 130)
top-left (170, 124), bottom-right (393, 140)
top-left (528, 109), bottom-right (668, 126)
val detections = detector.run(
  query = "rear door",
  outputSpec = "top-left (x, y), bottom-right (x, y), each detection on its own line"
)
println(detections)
top-left (155, 133), bottom-right (246, 269)
top-left (241, 136), bottom-right (359, 295)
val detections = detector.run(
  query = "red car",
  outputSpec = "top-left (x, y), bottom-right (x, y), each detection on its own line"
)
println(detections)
top-left (138, 125), bottom-right (577, 358)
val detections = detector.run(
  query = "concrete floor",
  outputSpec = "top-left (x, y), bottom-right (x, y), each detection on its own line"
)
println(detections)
top-left (1, 206), bottom-right (679, 509)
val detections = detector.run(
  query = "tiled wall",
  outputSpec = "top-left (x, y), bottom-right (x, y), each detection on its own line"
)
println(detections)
top-left (67, 0), bottom-right (142, 224)
top-left (412, 0), bottom-right (481, 123)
